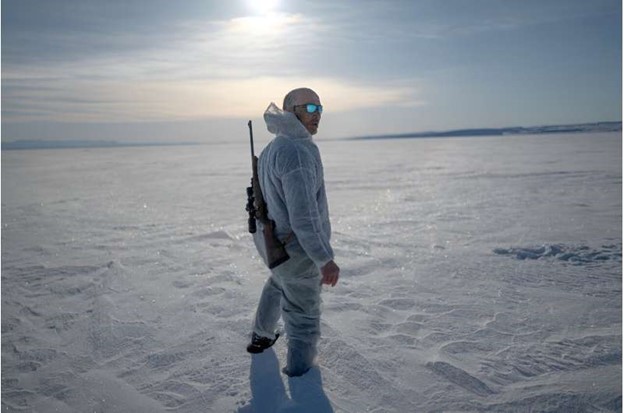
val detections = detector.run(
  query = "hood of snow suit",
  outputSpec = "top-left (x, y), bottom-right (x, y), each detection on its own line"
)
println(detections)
top-left (264, 102), bottom-right (312, 140)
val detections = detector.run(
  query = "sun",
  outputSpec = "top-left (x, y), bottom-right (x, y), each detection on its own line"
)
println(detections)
top-left (247, 0), bottom-right (280, 15)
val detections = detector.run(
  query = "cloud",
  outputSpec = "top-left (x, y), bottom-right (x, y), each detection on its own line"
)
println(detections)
top-left (170, 11), bottom-right (330, 80)
top-left (324, 0), bottom-right (621, 42)
top-left (2, 9), bottom-right (422, 123)
top-left (3, 75), bottom-right (422, 122)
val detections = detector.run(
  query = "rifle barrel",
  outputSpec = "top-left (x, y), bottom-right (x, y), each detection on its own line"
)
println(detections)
top-left (248, 120), bottom-right (255, 159)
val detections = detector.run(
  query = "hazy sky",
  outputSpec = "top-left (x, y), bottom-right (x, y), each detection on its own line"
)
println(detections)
top-left (2, 0), bottom-right (622, 143)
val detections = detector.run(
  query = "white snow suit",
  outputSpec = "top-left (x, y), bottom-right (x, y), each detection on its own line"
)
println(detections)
top-left (252, 102), bottom-right (334, 376)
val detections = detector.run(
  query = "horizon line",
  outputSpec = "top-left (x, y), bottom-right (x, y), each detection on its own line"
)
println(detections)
top-left (336, 120), bottom-right (622, 141)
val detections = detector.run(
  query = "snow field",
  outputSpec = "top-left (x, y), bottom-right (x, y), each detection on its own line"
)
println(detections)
top-left (2, 132), bottom-right (621, 412)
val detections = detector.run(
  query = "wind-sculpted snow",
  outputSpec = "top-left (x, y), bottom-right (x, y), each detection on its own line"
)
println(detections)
top-left (494, 243), bottom-right (622, 265)
top-left (426, 361), bottom-right (495, 397)
top-left (2, 133), bottom-right (621, 412)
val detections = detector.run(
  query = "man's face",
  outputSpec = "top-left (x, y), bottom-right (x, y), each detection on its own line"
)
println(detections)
top-left (291, 91), bottom-right (322, 135)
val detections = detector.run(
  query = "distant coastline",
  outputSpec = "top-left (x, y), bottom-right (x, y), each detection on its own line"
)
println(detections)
top-left (2, 121), bottom-right (621, 150)
top-left (344, 121), bottom-right (622, 141)
top-left (1, 140), bottom-right (200, 151)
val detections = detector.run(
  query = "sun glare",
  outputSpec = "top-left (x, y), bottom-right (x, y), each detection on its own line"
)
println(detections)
top-left (248, 0), bottom-right (280, 15)
top-left (228, 13), bottom-right (300, 37)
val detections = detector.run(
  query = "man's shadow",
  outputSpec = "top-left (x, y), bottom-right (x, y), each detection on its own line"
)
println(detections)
top-left (238, 348), bottom-right (334, 413)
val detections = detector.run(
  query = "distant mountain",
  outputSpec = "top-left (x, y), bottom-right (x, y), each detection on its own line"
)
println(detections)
top-left (346, 121), bottom-right (622, 141)
top-left (1, 139), bottom-right (199, 150)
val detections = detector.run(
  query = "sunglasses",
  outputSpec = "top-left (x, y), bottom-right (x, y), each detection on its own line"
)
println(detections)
top-left (294, 103), bottom-right (323, 114)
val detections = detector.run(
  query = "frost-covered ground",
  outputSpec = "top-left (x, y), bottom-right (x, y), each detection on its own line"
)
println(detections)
top-left (2, 132), bottom-right (621, 412)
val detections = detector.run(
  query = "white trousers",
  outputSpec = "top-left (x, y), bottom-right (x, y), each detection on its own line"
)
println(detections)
top-left (252, 241), bottom-right (322, 377)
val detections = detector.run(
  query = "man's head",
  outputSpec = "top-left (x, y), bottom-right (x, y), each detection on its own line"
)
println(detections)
top-left (283, 87), bottom-right (322, 135)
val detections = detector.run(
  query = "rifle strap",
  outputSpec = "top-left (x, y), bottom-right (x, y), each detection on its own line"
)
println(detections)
top-left (281, 231), bottom-right (295, 246)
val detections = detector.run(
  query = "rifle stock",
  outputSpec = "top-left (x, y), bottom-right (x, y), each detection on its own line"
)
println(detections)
top-left (262, 220), bottom-right (290, 269)
top-left (247, 120), bottom-right (290, 269)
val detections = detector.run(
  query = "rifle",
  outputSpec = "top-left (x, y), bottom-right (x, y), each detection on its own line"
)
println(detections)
top-left (246, 120), bottom-right (290, 269)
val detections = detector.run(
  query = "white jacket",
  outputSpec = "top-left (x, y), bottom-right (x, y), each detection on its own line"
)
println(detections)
top-left (254, 103), bottom-right (334, 268)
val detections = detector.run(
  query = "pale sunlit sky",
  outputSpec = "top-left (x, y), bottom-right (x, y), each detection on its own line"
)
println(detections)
top-left (2, 0), bottom-right (622, 143)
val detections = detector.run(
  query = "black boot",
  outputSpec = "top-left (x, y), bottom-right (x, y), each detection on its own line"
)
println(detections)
top-left (246, 333), bottom-right (280, 354)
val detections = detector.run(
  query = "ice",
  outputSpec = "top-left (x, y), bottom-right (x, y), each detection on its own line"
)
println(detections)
top-left (2, 132), bottom-right (621, 412)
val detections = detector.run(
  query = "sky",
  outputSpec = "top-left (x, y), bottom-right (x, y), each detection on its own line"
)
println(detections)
top-left (2, 0), bottom-right (622, 143)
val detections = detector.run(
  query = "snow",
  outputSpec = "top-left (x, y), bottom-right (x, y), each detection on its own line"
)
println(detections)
top-left (2, 132), bottom-right (621, 412)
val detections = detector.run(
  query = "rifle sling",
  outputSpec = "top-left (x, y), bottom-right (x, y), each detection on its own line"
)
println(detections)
top-left (281, 231), bottom-right (295, 246)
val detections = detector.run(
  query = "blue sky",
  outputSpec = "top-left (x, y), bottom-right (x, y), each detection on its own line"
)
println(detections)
top-left (2, 0), bottom-right (621, 143)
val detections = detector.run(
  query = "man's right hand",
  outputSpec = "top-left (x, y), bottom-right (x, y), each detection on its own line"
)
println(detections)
top-left (320, 260), bottom-right (340, 287)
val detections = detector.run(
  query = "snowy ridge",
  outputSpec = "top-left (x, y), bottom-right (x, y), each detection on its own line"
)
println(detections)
top-left (347, 121), bottom-right (622, 141)
top-left (494, 243), bottom-right (622, 265)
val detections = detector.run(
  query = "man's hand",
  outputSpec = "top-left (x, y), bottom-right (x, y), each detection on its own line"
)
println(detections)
top-left (320, 260), bottom-right (340, 287)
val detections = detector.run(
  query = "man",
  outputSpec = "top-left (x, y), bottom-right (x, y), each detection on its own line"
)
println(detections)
top-left (247, 87), bottom-right (340, 377)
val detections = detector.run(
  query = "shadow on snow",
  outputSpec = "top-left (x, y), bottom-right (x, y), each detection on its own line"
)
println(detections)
top-left (238, 348), bottom-right (334, 413)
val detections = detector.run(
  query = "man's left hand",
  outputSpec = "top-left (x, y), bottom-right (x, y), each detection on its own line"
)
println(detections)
top-left (320, 260), bottom-right (340, 287)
